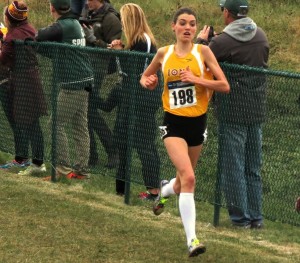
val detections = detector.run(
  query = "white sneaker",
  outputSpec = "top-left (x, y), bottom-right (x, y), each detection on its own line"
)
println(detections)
top-left (18, 163), bottom-right (47, 175)
top-left (188, 238), bottom-right (206, 257)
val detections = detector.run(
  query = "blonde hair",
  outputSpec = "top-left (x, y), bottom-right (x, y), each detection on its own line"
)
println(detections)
top-left (120, 3), bottom-right (156, 49)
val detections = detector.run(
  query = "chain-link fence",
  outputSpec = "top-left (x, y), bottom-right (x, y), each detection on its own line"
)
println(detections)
top-left (0, 41), bottom-right (299, 226)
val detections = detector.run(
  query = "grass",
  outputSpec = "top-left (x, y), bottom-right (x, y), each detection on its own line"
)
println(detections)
top-left (0, 1), bottom-right (299, 261)
top-left (0, 170), bottom-right (299, 263)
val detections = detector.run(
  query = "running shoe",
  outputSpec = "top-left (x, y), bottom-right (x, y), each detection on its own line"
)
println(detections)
top-left (138, 191), bottom-right (158, 201)
top-left (0, 159), bottom-right (31, 169)
top-left (153, 180), bottom-right (169, 215)
top-left (66, 172), bottom-right (88, 180)
top-left (18, 163), bottom-right (47, 175)
top-left (188, 238), bottom-right (206, 257)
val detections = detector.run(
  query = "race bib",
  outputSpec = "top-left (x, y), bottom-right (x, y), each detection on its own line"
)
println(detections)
top-left (168, 80), bottom-right (197, 109)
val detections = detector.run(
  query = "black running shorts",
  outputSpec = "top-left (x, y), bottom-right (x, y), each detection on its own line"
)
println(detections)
top-left (159, 112), bottom-right (207, 146)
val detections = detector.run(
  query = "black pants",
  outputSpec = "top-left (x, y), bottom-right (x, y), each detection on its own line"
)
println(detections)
top-left (115, 112), bottom-right (160, 194)
top-left (87, 56), bottom-right (119, 165)
top-left (0, 84), bottom-right (44, 165)
top-left (88, 89), bottom-right (117, 165)
top-left (14, 120), bottom-right (44, 165)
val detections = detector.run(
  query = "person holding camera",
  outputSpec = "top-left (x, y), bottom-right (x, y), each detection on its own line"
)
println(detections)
top-left (81, 0), bottom-right (122, 168)
top-left (197, 0), bottom-right (269, 229)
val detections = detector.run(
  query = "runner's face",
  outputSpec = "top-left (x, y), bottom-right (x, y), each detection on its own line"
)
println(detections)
top-left (172, 14), bottom-right (197, 42)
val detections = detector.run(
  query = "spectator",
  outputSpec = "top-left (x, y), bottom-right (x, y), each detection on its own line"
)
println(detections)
top-left (82, 0), bottom-right (121, 168)
top-left (105, 3), bottom-right (161, 199)
top-left (197, 0), bottom-right (269, 229)
top-left (0, 1), bottom-right (47, 175)
top-left (70, 0), bottom-right (86, 18)
top-left (140, 7), bottom-right (230, 257)
top-left (36, 0), bottom-right (94, 179)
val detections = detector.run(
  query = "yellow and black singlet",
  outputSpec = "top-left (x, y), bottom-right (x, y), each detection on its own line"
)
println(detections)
top-left (161, 44), bottom-right (213, 117)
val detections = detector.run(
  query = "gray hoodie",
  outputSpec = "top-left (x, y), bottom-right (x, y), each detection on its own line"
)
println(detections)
top-left (210, 17), bottom-right (268, 67)
top-left (223, 17), bottom-right (257, 42)
top-left (209, 17), bottom-right (269, 124)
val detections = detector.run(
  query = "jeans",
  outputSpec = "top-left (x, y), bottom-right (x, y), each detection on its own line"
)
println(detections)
top-left (218, 122), bottom-right (263, 225)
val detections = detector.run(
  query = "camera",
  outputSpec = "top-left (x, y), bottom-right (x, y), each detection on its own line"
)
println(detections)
top-left (208, 26), bottom-right (214, 42)
top-left (78, 17), bottom-right (92, 27)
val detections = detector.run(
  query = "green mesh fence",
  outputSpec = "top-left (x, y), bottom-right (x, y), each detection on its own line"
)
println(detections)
top-left (211, 64), bottom-right (300, 226)
top-left (0, 41), bottom-right (299, 227)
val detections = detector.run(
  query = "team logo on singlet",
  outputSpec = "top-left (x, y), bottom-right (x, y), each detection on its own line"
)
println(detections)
top-left (167, 68), bottom-right (187, 77)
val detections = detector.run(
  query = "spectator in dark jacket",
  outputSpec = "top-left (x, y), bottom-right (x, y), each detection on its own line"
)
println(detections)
top-left (0, 1), bottom-right (47, 175)
top-left (197, 0), bottom-right (269, 229)
top-left (71, 0), bottom-right (112, 19)
top-left (81, 0), bottom-right (122, 168)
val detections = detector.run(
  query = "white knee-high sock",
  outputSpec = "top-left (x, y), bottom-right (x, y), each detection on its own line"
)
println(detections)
top-left (179, 193), bottom-right (196, 245)
top-left (162, 178), bottom-right (176, 197)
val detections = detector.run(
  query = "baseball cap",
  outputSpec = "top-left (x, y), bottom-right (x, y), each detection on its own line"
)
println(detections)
top-left (50, 0), bottom-right (71, 11)
top-left (224, 0), bottom-right (249, 17)
top-left (219, 0), bottom-right (226, 8)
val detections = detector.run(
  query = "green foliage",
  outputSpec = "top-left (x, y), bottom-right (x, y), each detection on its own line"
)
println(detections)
top-left (1, 0), bottom-right (299, 71)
